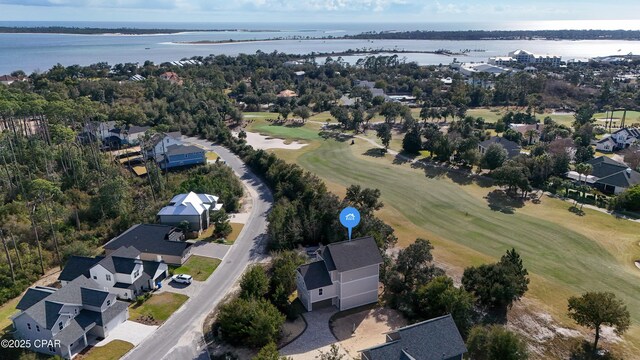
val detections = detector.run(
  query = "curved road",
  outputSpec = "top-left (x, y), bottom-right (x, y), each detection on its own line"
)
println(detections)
top-left (124, 139), bottom-right (273, 360)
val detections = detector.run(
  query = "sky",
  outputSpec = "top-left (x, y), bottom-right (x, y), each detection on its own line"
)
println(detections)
top-left (0, 0), bottom-right (639, 24)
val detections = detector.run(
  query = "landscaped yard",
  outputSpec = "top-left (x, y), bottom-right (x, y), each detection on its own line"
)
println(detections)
top-left (129, 293), bottom-right (188, 324)
top-left (243, 118), bottom-right (640, 357)
top-left (171, 255), bottom-right (221, 281)
top-left (82, 340), bottom-right (133, 360)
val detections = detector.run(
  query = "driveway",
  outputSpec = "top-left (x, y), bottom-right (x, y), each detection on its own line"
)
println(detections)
top-left (92, 321), bottom-right (157, 347)
top-left (124, 140), bottom-right (273, 360)
top-left (157, 278), bottom-right (204, 298)
top-left (280, 307), bottom-right (351, 360)
top-left (190, 241), bottom-right (231, 259)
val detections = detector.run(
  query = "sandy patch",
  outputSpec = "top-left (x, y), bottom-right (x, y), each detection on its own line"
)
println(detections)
top-left (331, 307), bottom-right (407, 358)
top-left (234, 131), bottom-right (308, 150)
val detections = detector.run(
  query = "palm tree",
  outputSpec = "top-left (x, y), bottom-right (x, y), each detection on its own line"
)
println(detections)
top-left (574, 163), bottom-right (593, 207)
top-left (524, 129), bottom-right (539, 145)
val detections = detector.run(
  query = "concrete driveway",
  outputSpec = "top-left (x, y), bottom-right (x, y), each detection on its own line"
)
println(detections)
top-left (93, 321), bottom-right (157, 347)
top-left (157, 278), bottom-right (204, 298)
top-left (280, 307), bottom-right (351, 360)
top-left (190, 241), bottom-right (230, 259)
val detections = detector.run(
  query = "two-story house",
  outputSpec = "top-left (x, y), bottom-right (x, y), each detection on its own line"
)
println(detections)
top-left (103, 224), bottom-right (192, 265)
top-left (145, 132), bottom-right (183, 162)
top-left (296, 236), bottom-right (383, 312)
top-left (360, 314), bottom-right (467, 360)
top-left (11, 276), bottom-right (128, 359)
top-left (157, 192), bottom-right (223, 234)
top-left (58, 246), bottom-right (168, 300)
top-left (596, 127), bottom-right (640, 152)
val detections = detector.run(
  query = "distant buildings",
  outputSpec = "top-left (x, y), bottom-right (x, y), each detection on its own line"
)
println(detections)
top-left (0, 75), bottom-right (18, 85)
top-left (489, 49), bottom-right (562, 67)
top-left (478, 137), bottom-right (522, 158)
top-left (277, 89), bottom-right (298, 98)
top-left (159, 72), bottom-right (183, 85)
top-left (595, 127), bottom-right (640, 152)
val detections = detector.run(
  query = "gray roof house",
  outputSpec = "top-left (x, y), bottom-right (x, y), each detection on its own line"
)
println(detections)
top-left (58, 246), bottom-right (168, 300)
top-left (360, 314), bottom-right (467, 360)
top-left (584, 156), bottom-right (640, 194)
top-left (157, 192), bottom-right (223, 234)
top-left (296, 236), bottom-right (383, 311)
top-left (478, 136), bottom-right (522, 158)
top-left (103, 224), bottom-right (191, 265)
top-left (11, 277), bottom-right (128, 359)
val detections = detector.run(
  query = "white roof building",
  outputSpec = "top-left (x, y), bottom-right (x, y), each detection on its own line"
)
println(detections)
top-left (157, 192), bottom-right (223, 233)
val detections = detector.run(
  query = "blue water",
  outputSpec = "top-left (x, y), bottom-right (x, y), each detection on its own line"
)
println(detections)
top-left (1, 21), bottom-right (639, 74)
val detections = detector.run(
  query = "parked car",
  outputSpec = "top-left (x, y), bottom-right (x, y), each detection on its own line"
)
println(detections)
top-left (171, 274), bottom-right (193, 284)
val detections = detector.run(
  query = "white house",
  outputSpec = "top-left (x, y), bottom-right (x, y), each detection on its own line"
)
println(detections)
top-left (296, 236), bottom-right (383, 312)
top-left (11, 277), bottom-right (128, 359)
top-left (600, 127), bottom-right (640, 151)
top-left (58, 246), bottom-right (168, 300)
top-left (145, 132), bottom-right (183, 161)
top-left (157, 192), bottom-right (223, 234)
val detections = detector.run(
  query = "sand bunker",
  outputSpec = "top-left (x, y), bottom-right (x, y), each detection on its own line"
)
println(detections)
top-left (235, 131), bottom-right (308, 150)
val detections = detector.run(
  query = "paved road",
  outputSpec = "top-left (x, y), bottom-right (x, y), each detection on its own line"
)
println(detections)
top-left (124, 138), bottom-right (273, 360)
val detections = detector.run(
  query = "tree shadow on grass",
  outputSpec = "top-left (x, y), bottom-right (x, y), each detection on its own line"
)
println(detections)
top-left (319, 130), bottom-right (352, 142)
top-left (569, 340), bottom-right (618, 360)
top-left (568, 206), bottom-right (586, 216)
top-left (393, 152), bottom-right (415, 165)
top-left (363, 148), bottom-right (386, 158)
top-left (485, 189), bottom-right (524, 214)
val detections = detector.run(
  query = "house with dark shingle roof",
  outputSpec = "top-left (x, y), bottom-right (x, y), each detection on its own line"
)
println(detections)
top-left (296, 236), bottom-right (383, 311)
top-left (478, 136), bottom-right (522, 158)
top-left (583, 156), bottom-right (640, 194)
top-left (58, 246), bottom-right (168, 300)
top-left (11, 277), bottom-right (128, 359)
top-left (103, 224), bottom-right (191, 265)
top-left (360, 314), bottom-right (467, 360)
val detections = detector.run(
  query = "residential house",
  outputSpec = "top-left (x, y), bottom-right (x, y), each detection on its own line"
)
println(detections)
top-left (478, 136), bottom-right (522, 158)
top-left (360, 314), bottom-right (467, 360)
top-left (80, 122), bottom-right (150, 147)
top-left (11, 277), bottom-right (128, 359)
top-left (354, 80), bottom-right (391, 102)
top-left (157, 144), bottom-right (206, 170)
top-left (159, 72), bottom-right (183, 85)
top-left (508, 49), bottom-right (562, 66)
top-left (157, 192), bottom-right (223, 234)
top-left (0, 75), bottom-right (18, 85)
top-left (145, 131), bottom-right (183, 161)
top-left (277, 89), bottom-right (298, 98)
top-left (509, 123), bottom-right (545, 144)
top-left (567, 156), bottom-right (640, 194)
top-left (596, 127), bottom-right (640, 152)
top-left (452, 62), bottom-right (511, 77)
top-left (103, 224), bottom-right (191, 265)
top-left (58, 246), bottom-right (168, 300)
top-left (296, 236), bottom-right (383, 312)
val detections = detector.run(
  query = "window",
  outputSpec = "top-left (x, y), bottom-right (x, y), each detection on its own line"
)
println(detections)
top-left (27, 323), bottom-right (31, 330)
top-left (319, 288), bottom-right (323, 296)
top-left (59, 322), bottom-right (63, 330)
top-left (93, 275), bottom-right (97, 280)
top-left (134, 270), bottom-right (139, 278)
top-left (74, 308), bottom-right (78, 314)
top-left (36, 325), bottom-right (40, 332)
top-left (107, 300), bottom-right (111, 306)
top-left (106, 274), bottom-right (111, 281)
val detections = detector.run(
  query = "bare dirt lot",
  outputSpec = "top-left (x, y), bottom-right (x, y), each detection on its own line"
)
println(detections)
top-left (331, 306), bottom-right (408, 358)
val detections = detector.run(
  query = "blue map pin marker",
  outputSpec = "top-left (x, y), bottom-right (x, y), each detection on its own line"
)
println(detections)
top-left (340, 207), bottom-right (361, 240)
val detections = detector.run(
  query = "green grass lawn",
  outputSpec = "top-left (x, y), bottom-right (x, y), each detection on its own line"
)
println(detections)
top-left (129, 293), bottom-right (188, 323)
top-left (171, 256), bottom-right (221, 281)
top-left (466, 107), bottom-right (575, 126)
top-left (246, 116), bottom-right (323, 142)
top-left (246, 118), bottom-right (640, 355)
top-left (0, 297), bottom-right (19, 334)
top-left (594, 110), bottom-right (640, 124)
top-left (84, 340), bottom-right (133, 360)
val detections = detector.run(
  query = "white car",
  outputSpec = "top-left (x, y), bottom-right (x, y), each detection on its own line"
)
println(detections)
top-left (171, 274), bottom-right (193, 284)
